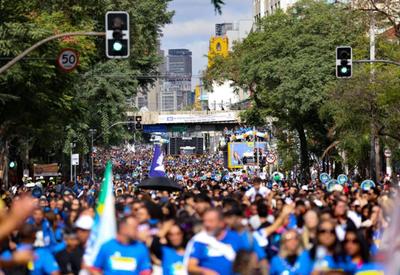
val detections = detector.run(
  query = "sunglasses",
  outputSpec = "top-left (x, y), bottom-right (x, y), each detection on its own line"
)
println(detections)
top-left (318, 228), bottom-right (335, 234)
top-left (344, 238), bottom-right (358, 244)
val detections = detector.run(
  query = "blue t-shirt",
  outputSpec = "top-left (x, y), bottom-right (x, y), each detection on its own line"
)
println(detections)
top-left (239, 231), bottom-right (266, 261)
top-left (161, 246), bottom-right (184, 275)
top-left (1, 245), bottom-right (59, 275)
top-left (94, 239), bottom-right (152, 275)
top-left (269, 255), bottom-right (301, 275)
top-left (297, 250), bottom-right (346, 275)
top-left (188, 230), bottom-right (246, 275)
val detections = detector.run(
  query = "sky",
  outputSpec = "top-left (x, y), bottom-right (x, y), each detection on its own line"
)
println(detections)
top-left (161, 0), bottom-right (253, 83)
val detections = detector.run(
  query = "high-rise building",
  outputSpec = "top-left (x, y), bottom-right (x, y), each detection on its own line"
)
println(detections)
top-left (158, 49), bottom-right (192, 111)
top-left (167, 49), bottom-right (192, 76)
top-left (215, 23), bottom-right (234, 36)
top-left (206, 22), bottom-right (251, 110)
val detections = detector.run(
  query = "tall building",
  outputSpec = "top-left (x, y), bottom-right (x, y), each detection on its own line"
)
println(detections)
top-left (253, 0), bottom-right (295, 19)
top-left (206, 22), bottom-right (252, 110)
top-left (159, 49), bottom-right (192, 111)
top-left (167, 49), bottom-right (192, 75)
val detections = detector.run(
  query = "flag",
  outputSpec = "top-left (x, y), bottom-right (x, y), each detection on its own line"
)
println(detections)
top-left (83, 161), bottom-right (116, 267)
top-left (149, 143), bottom-right (166, 177)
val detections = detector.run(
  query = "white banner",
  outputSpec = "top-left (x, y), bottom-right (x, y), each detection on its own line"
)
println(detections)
top-left (158, 112), bottom-right (238, 124)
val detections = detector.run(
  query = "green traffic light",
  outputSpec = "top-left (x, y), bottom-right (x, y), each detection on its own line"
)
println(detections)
top-left (113, 41), bottom-right (123, 51)
top-left (9, 161), bottom-right (16, 168)
top-left (340, 67), bottom-right (348, 74)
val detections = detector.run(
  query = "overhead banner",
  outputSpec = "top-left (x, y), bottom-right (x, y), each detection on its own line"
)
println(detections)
top-left (33, 163), bottom-right (59, 177)
top-left (158, 112), bottom-right (238, 124)
top-left (227, 142), bottom-right (268, 169)
top-left (143, 125), bottom-right (167, 133)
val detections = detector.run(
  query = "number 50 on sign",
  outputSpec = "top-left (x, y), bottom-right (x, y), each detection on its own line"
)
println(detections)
top-left (57, 48), bottom-right (79, 72)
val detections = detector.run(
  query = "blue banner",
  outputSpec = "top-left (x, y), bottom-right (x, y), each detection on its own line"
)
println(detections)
top-left (149, 144), bottom-right (166, 178)
top-left (143, 125), bottom-right (167, 133)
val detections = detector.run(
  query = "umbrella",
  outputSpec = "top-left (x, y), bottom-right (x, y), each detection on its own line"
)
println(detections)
top-left (138, 177), bottom-right (182, 192)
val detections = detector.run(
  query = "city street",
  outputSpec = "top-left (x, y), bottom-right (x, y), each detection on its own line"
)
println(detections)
top-left (0, 0), bottom-right (399, 274)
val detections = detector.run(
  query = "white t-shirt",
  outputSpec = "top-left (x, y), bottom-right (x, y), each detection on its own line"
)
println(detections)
top-left (245, 186), bottom-right (270, 202)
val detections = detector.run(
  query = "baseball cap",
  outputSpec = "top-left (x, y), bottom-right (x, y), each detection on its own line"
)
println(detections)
top-left (74, 215), bottom-right (94, 230)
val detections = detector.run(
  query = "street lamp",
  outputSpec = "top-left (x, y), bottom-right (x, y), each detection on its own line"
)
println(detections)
top-left (89, 129), bottom-right (97, 181)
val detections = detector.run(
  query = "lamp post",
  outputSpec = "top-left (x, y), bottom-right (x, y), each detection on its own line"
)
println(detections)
top-left (89, 129), bottom-right (97, 181)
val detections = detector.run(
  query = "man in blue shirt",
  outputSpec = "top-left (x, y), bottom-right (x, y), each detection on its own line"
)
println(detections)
top-left (185, 208), bottom-right (246, 275)
top-left (92, 216), bottom-right (152, 275)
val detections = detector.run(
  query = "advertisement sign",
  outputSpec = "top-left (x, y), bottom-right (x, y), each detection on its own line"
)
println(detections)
top-left (158, 112), bottom-right (238, 124)
top-left (227, 142), bottom-right (267, 169)
top-left (33, 163), bottom-right (59, 177)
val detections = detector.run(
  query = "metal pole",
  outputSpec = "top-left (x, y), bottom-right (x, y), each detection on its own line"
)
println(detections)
top-left (0, 31), bottom-right (105, 74)
top-left (89, 129), bottom-right (97, 181)
top-left (70, 142), bottom-right (73, 182)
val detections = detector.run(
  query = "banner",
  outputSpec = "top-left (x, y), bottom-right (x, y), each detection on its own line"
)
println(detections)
top-left (149, 144), bottom-right (166, 177)
top-left (158, 112), bottom-right (238, 124)
top-left (33, 163), bottom-right (59, 177)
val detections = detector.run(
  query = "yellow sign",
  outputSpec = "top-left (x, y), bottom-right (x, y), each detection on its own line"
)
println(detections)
top-left (194, 85), bottom-right (201, 111)
top-left (208, 36), bottom-right (229, 67)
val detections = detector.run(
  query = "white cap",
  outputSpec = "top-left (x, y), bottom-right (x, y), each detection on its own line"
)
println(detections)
top-left (25, 182), bottom-right (36, 188)
top-left (301, 185), bottom-right (308, 191)
top-left (75, 215), bottom-right (94, 230)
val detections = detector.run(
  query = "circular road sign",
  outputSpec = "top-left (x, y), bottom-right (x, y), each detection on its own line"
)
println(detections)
top-left (319, 172), bottom-right (331, 184)
top-left (384, 149), bottom-right (392, 158)
top-left (337, 174), bottom-right (348, 185)
top-left (57, 48), bottom-right (79, 72)
top-left (266, 153), bottom-right (276, 164)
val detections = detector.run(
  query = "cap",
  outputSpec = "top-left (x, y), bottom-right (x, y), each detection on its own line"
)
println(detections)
top-left (74, 215), bottom-right (94, 230)
top-left (301, 185), bottom-right (308, 191)
top-left (25, 182), bottom-right (36, 188)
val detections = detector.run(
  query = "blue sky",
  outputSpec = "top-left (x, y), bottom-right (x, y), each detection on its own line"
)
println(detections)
top-left (161, 0), bottom-right (253, 83)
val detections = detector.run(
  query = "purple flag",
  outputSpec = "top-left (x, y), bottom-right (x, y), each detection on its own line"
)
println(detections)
top-left (149, 144), bottom-right (166, 178)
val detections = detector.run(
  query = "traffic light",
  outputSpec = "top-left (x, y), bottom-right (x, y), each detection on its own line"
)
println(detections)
top-left (127, 117), bottom-right (134, 131)
top-left (9, 161), bottom-right (16, 169)
top-left (336, 46), bottom-right (352, 78)
top-left (135, 116), bottom-right (142, 130)
top-left (105, 11), bottom-right (130, 58)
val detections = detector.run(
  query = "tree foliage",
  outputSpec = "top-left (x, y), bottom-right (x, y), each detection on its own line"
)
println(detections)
top-left (0, 0), bottom-right (173, 178)
top-left (206, 0), bottom-right (367, 179)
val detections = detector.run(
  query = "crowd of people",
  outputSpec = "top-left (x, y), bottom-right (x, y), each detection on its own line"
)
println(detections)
top-left (0, 145), bottom-right (396, 274)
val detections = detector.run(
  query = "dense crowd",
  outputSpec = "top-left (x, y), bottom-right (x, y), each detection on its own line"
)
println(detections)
top-left (0, 145), bottom-right (395, 274)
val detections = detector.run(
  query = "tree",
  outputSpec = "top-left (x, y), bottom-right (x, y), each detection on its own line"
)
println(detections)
top-left (205, 0), bottom-right (367, 180)
top-left (0, 0), bottom-right (173, 183)
top-left (211, 0), bottom-right (225, 14)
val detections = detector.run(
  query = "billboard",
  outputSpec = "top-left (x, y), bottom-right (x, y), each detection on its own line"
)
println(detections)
top-left (227, 142), bottom-right (267, 169)
top-left (33, 163), bottom-right (59, 177)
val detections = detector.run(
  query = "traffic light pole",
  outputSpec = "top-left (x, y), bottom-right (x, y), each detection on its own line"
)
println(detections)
top-left (0, 31), bottom-right (105, 74)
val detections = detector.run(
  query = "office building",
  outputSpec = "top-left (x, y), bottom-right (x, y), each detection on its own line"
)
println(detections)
top-left (158, 49), bottom-right (192, 111)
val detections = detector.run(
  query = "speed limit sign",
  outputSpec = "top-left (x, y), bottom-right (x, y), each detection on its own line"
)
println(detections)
top-left (266, 153), bottom-right (276, 164)
top-left (57, 48), bottom-right (79, 72)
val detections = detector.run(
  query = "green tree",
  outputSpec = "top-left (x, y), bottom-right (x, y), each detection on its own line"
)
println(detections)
top-left (205, 0), bottom-right (367, 179)
top-left (0, 0), bottom-right (173, 182)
